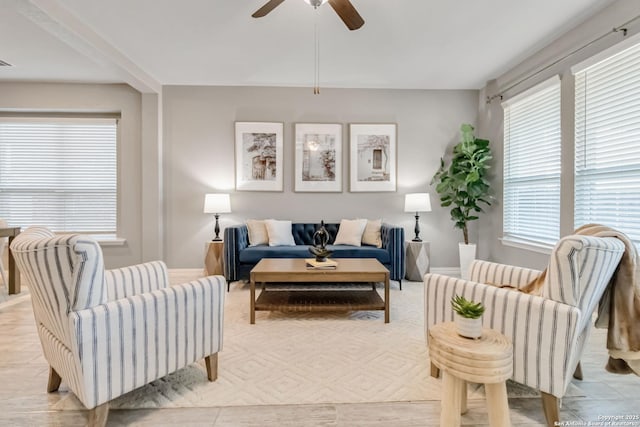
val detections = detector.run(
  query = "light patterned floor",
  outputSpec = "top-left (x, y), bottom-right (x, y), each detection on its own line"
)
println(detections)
top-left (0, 271), bottom-right (638, 426)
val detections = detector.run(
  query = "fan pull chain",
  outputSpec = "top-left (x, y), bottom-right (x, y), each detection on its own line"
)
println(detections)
top-left (314, 8), bottom-right (320, 94)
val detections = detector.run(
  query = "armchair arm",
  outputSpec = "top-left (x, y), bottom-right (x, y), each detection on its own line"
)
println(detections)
top-left (105, 260), bottom-right (170, 300)
top-left (380, 223), bottom-right (405, 281)
top-left (424, 273), bottom-right (580, 398)
top-left (469, 259), bottom-right (542, 290)
top-left (223, 225), bottom-right (249, 282)
top-left (70, 275), bottom-right (225, 408)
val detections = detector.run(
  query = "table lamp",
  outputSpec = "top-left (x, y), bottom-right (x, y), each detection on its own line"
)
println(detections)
top-left (404, 193), bottom-right (431, 242)
top-left (204, 193), bottom-right (231, 241)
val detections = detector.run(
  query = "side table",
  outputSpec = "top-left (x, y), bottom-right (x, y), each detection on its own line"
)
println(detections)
top-left (428, 322), bottom-right (513, 427)
top-left (0, 226), bottom-right (22, 294)
top-left (405, 241), bottom-right (430, 282)
top-left (204, 240), bottom-right (224, 278)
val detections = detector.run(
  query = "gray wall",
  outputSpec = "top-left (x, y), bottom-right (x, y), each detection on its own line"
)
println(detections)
top-left (477, 0), bottom-right (640, 269)
top-left (6, 1), bottom-right (637, 273)
top-left (162, 86), bottom-right (479, 268)
top-left (0, 82), bottom-right (151, 268)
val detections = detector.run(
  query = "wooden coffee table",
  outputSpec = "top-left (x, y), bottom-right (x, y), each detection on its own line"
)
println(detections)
top-left (249, 258), bottom-right (390, 324)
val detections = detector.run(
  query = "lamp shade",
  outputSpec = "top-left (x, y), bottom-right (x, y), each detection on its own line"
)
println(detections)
top-left (404, 193), bottom-right (431, 213)
top-left (203, 193), bottom-right (231, 214)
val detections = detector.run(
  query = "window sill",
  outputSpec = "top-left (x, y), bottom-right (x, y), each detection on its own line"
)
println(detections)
top-left (94, 236), bottom-right (127, 247)
top-left (500, 236), bottom-right (553, 255)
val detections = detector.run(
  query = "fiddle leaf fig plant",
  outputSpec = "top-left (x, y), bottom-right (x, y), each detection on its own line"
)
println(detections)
top-left (451, 294), bottom-right (485, 319)
top-left (431, 124), bottom-right (492, 245)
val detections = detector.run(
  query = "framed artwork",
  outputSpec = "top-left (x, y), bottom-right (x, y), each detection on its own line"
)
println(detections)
top-left (349, 123), bottom-right (397, 192)
top-left (235, 122), bottom-right (284, 191)
top-left (294, 123), bottom-right (342, 192)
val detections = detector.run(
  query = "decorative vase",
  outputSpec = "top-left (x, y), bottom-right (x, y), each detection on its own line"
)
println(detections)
top-left (455, 313), bottom-right (482, 339)
top-left (458, 242), bottom-right (477, 280)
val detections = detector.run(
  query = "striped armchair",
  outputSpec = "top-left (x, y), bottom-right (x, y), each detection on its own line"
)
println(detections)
top-left (424, 235), bottom-right (625, 427)
top-left (10, 227), bottom-right (225, 426)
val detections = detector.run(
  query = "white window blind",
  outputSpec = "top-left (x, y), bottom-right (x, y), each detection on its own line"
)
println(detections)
top-left (503, 77), bottom-right (562, 246)
top-left (0, 117), bottom-right (117, 234)
top-left (575, 41), bottom-right (640, 245)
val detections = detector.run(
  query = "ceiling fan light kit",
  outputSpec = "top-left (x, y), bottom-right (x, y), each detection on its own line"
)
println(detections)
top-left (303, 0), bottom-right (329, 7)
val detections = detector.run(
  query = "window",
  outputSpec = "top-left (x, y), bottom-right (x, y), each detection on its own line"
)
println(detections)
top-left (0, 117), bottom-right (117, 235)
top-left (574, 41), bottom-right (640, 245)
top-left (503, 77), bottom-right (562, 246)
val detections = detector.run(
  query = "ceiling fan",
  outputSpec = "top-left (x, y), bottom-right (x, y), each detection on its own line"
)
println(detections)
top-left (252, 0), bottom-right (365, 31)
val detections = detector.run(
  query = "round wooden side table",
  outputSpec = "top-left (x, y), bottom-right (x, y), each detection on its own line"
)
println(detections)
top-left (428, 322), bottom-right (513, 427)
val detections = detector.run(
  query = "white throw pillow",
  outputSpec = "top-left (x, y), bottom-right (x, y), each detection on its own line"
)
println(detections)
top-left (246, 219), bottom-right (269, 246)
top-left (264, 219), bottom-right (296, 246)
top-left (361, 219), bottom-right (382, 248)
top-left (334, 219), bottom-right (368, 246)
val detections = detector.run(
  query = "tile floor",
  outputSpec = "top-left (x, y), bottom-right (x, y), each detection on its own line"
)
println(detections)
top-left (0, 277), bottom-right (639, 426)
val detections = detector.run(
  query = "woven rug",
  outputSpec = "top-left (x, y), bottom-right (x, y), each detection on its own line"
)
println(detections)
top-left (53, 280), bottom-right (579, 410)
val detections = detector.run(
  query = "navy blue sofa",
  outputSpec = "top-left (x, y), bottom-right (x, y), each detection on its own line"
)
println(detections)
top-left (223, 222), bottom-right (405, 291)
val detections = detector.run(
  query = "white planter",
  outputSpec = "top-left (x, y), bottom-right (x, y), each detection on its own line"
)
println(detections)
top-left (455, 313), bottom-right (483, 339)
top-left (458, 243), bottom-right (477, 280)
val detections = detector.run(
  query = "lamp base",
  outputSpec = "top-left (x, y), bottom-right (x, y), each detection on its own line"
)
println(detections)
top-left (213, 214), bottom-right (222, 241)
top-left (413, 213), bottom-right (422, 242)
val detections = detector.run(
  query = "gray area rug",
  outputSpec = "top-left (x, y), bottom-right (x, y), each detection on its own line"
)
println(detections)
top-left (53, 280), bottom-right (581, 410)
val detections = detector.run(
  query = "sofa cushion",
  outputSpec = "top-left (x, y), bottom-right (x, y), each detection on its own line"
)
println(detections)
top-left (239, 244), bottom-right (390, 265)
top-left (334, 219), bottom-right (367, 246)
top-left (264, 219), bottom-right (296, 246)
top-left (246, 219), bottom-right (269, 246)
top-left (240, 245), bottom-right (315, 263)
top-left (362, 219), bottom-right (382, 248)
top-left (328, 245), bottom-right (390, 264)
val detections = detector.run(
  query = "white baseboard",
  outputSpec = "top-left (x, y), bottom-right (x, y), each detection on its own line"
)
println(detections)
top-left (429, 267), bottom-right (461, 277)
top-left (403, 267), bottom-right (461, 283)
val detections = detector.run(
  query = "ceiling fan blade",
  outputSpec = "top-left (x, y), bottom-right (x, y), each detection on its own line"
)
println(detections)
top-left (328, 0), bottom-right (364, 30)
top-left (252, 0), bottom-right (287, 18)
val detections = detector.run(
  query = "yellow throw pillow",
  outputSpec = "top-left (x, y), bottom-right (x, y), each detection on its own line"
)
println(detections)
top-left (246, 219), bottom-right (269, 246)
top-left (334, 219), bottom-right (368, 246)
top-left (361, 219), bottom-right (382, 248)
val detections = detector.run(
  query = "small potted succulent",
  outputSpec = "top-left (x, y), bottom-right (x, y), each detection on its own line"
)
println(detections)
top-left (451, 294), bottom-right (485, 339)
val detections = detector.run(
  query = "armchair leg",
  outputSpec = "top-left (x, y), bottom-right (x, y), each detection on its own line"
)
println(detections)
top-left (541, 392), bottom-right (560, 427)
top-left (430, 362), bottom-right (440, 378)
top-left (47, 367), bottom-right (62, 392)
top-left (573, 362), bottom-right (583, 380)
top-left (205, 353), bottom-right (218, 381)
top-left (399, 279), bottom-right (402, 290)
top-left (88, 403), bottom-right (109, 427)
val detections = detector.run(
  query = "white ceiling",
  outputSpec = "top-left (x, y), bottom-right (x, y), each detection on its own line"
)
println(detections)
top-left (0, 0), bottom-right (616, 91)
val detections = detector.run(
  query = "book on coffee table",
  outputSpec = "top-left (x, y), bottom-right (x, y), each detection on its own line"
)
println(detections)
top-left (305, 258), bottom-right (338, 269)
